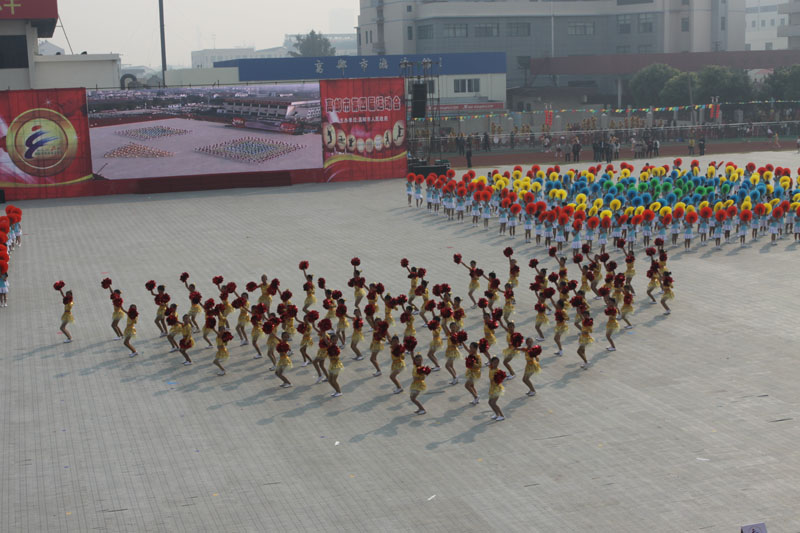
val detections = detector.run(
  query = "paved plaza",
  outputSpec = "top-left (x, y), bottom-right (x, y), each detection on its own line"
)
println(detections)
top-left (3, 150), bottom-right (800, 532)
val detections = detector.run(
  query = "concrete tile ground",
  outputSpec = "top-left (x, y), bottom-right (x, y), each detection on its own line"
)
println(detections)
top-left (2, 149), bottom-right (800, 532)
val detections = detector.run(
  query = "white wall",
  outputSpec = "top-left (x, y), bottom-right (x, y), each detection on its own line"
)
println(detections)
top-left (165, 67), bottom-right (239, 86)
top-left (33, 54), bottom-right (121, 89)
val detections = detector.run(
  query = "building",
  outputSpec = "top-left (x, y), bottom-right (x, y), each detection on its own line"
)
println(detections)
top-left (190, 47), bottom-right (289, 69)
top-left (746, 0), bottom-right (789, 50)
top-left (356, 0), bottom-right (746, 87)
top-left (37, 39), bottom-right (64, 55)
top-left (1, 2), bottom-right (121, 90)
top-left (212, 52), bottom-right (507, 111)
top-left (283, 33), bottom-right (358, 56)
top-left (778, 0), bottom-right (800, 48)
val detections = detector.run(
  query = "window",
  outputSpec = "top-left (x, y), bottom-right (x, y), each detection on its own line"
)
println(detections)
top-left (507, 22), bottom-right (531, 37)
top-left (771, 18), bottom-right (775, 26)
top-left (638, 44), bottom-right (653, 54)
top-left (745, 43), bottom-right (751, 51)
top-left (407, 4), bottom-right (412, 11)
top-left (638, 13), bottom-right (654, 33)
top-left (766, 42), bottom-right (773, 50)
top-left (474, 23), bottom-right (500, 37)
top-left (616, 45), bottom-right (631, 54)
top-left (781, 17), bottom-right (786, 25)
top-left (721, 16), bottom-right (726, 30)
top-left (617, 15), bottom-right (632, 34)
top-left (0, 36), bottom-right (27, 69)
top-left (681, 17), bottom-right (689, 31)
top-left (454, 78), bottom-right (480, 93)
top-left (417, 25), bottom-right (433, 40)
top-left (751, 20), bottom-right (755, 28)
top-left (407, 26), bottom-right (413, 40)
top-left (761, 19), bottom-right (765, 27)
top-left (567, 22), bottom-right (594, 35)
top-left (443, 24), bottom-right (468, 38)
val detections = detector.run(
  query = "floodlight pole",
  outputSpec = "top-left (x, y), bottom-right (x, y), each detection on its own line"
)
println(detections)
top-left (159, 0), bottom-right (167, 87)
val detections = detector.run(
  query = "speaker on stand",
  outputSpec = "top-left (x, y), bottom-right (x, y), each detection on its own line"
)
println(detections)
top-left (411, 83), bottom-right (428, 119)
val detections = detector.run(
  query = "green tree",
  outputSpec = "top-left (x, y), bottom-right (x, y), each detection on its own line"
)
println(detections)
top-left (760, 65), bottom-right (800, 100)
top-left (628, 63), bottom-right (680, 106)
top-left (658, 72), bottom-right (699, 106)
top-left (288, 30), bottom-right (336, 57)
top-left (694, 65), bottom-right (752, 103)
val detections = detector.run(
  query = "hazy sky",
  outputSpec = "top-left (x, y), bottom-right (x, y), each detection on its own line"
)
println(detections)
top-left (46, 0), bottom-right (357, 68)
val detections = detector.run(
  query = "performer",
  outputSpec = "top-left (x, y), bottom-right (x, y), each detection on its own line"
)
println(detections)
top-left (301, 273), bottom-right (316, 313)
top-left (553, 300), bottom-right (569, 356)
top-left (425, 317), bottom-right (443, 371)
top-left (212, 326), bottom-right (233, 376)
top-left (577, 314), bottom-right (593, 369)
top-left (311, 318), bottom-right (333, 384)
top-left (368, 320), bottom-right (389, 376)
top-left (464, 341), bottom-right (484, 405)
top-left (522, 342), bottom-right (542, 397)
top-left (444, 322), bottom-right (466, 385)
top-left (178, 314), bottom-right (195, 365)
top-left (457, 257), bottom-right (482, 308)
top-left (147, 282), bottom-right (170, 336)
top-left (660, 271), bottom-right (674, 315)
top-left (275, 334), bottom-right (294, 387)
top-left (349, 308), bottom-right (365, 361)
top-left (497, 319), bottom-right (523, 379)
top-left (326, 344), bottom-right (344, 397)
top-left (487, 356), bottom-right (506, 421)
top-left (55, 282), bottom-right (74, 343)
top-left (122, 304), bottom-right (139, 357)
top-left (110, 289), bottom-right (124, 340)
top-left (604, 298), bottom-right (620, 352)
top-left (389, 342), bottom-right (408, 394)
top-left (250, 306), bottom-right (265, 359)
top-left (409, 354), bottom-right (430, 415)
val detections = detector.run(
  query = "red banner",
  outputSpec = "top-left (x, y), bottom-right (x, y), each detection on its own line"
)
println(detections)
top-left (0, 88), bottom-right (93, 189)
top-left (320, 78), bottom-right (407, 182)
top-left (0, 0), bottom-right (58, 20)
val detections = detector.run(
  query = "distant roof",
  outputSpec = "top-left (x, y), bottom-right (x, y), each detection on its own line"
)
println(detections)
top-left (216, 52), bottom-right (507, 82)
top-left (531, 50), bottom-right (800, 76)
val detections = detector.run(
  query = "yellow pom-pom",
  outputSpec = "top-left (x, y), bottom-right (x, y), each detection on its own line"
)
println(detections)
top-left (600, 209), bottom-right (612, 219)
top-left (588, 206), bottom-right (598, 216)
top-left (624, 206), bottom-right (634, 217)
top-left (634, 205), bottom-right (645, 216)
top-left (764, 202), bottom-right (773, 215)
top-left (659, 206), bottom-right (672, 217)
top-left (675, 201), bottom-right (686, 211)
top-left (575, 193), bottom-right (587, 205)
top-left (610, 198), bottom-right (622, 211)
top-left (531, 182), bottom-right (542, 192)
top-left (698, 200), bottom-right (709, 209)
top-left (593, 197), bottom-right (604, 208)
top-left (649, 201), bottom-right (662, 212)
top-left (536, 170), bottom-right (545, 178)
top-left (686, 204), bottom-right (696, 213)
top-left (586, 173), bottom-right (595, 182)
top-left (769, 197), bottom-right (780, 207)
top-left (713, 201), bottom-right (724, 212)
top-left (549, 172), bottom-right (559, 181)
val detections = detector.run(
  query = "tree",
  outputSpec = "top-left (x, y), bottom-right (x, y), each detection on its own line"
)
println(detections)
top-left (628, 63), bottom-right (680, 107)
top-left (658, 72), bottom-right (698, 106)
top-left (288, 30), bottom-right (336, 57)
top-left (694, 65), bottom-right (752, 104)
top-left (760, 65), bottom-right (800, 100)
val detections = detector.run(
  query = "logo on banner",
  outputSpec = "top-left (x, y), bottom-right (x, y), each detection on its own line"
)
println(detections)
top-left (6, 108), bottom-right (79, 177)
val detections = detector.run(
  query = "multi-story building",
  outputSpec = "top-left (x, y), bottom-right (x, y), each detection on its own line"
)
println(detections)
top-left (777, 0), bottom-right (800, 48)
top-left (746, 0), bottom-right (789, 50)
top-left (191, 47), bottom-right (289, 69)
top-left (357, 0), bottom-right (746, 87)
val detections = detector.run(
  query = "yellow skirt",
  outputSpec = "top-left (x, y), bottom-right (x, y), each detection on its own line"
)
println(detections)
top-left (337, 318), bottom-right (350, 331)
top-left (446, 346), bottom-right (461, 360)
top-left (579, 333), bottom-right (595, 346)
top-left (258, 294), bottom-right (272, 306)
top-left (61, 312), bottom-right (74, 324)
top-left (555, 323), bottom-right (569, 335)
top-left (316, 347), bottom-right (328, 360)
top-left (202, 327), bottom-right (214, 337)
top-left (621, 304), bottom-right (634, 317)
top-left (355, 288), bottom-right (367, 300)
top-left (267, 336), bottom-right (279, 349)
top-left (524, 360), bottom-right (541, 377)
top-left (663, 289), bottom-right (675, 301)
top-left (535, 314), bottom-right (550, 326)
top-left (509, 276), bottom-right (519, 288)
top-left (370, 340), bottom-right (383, 352)
top-left (502, 347), bottom-right (518, 359)
top-left (468, 279), bottom-right (480, 291)
top-left (351, 330), bottom-right (364, 344)
top-left (384, 314), bottom-right (395, 326)
top-left (580, 281), bottom-right (591, 293)
top-left (215, 347), bottom-right (229, 361)
top-left (277, 355), bottom-right (293, 369)
top-left (169, 325), bottom-right (182, 337)
top-left (606, 320), bottom-right (620, 334)
top-left (301, 335), bottom-right (314, 347)
top-left (488, 383), bottom-right (504, 398)
top-left (404, 325), bottom-right (416, 337)
top-left (484, 331), bottom-right (496, 345)
top-left (465, 368), bottom-right (481, 382)
top-left (410, 380), bottom-right (426, 392)
top-left (391, 359), bottom-right (406, 372)
top-left (429, 337), bottom-right (443, 350)
top-left (328, 359), bottom-right (343, 376)
top-left (124, 326), bottom-right (136, 339)
top-left (304, 294), bottom-right (317, 307)
top-left (251, 327), bottom-right (263, 341)
top-left (112, 310), bottom-right (124, 321)
top-left (189, 305), bottom-right (202, 317)
top-left (502, 305), bottom-right (514, 320)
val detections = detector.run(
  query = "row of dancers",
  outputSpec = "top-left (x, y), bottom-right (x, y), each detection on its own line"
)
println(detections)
top-left (52, 245), bottom-right (675, 419)
top-left (0, 205), bottom-right (22, 308)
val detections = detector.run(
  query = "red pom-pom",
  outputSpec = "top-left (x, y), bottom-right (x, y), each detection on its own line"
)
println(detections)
top-left (212, 275), bottom-right (224, 286)
top-left (400, 258), bottom-right (409, 268)
top-left (221, 331), bottom-right (234, 343)
top-left (548, 246), bottom-right (557, 257)
top-left (351, 257), bottom-right (361, 266)
top-left (573, 254), bottom-right (583, 264)
top-left (493, 369), bottom-right (507, 385)
top-left (306, 310), bottom-right (319, 322)
top-left (317, 277), bottom-right (326, 289)
top-left (453, 253), bottom-right (462, 265)
top-left (180, 272), bottom-right (190, 282)
top-left (318, 318), bottom-right (332, 331)
top-left (101, 277), bottom-right (112, 289)
top-left (246, 281), bottom-right (258, 292)
top-left (503, 246), bottom-right (514, 258)
top-left (225, 282), bottom-right (237, 293)
top-left (299, 260), bottom-right (309, 271)
top-left (277, 341), bottom-right (291, 354)
top-left (53, 280), bottom-right (66, 291)
top-left (528, 258), bottom-right (539, 269)
top-left (528, 345), bottom-right (542, 357)
top-left (404, 336), bottom-right (418, 352)
top-left (145, 280), bottom-right (156, 291)
top-left (456, 330), bottom-right (468, 343)
top-left (281, 290), bottom-right (293, 302)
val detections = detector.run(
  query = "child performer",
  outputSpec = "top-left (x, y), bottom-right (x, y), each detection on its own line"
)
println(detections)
top-left (577, 314), bottom-right (594, 369)
top-left (553, 300), bottom-right (568, 356)
top-left (389, 340), bottom-right (409, 394)
top-left (147, 283), bottom-right (170, 336)
top-left (178, 314), bottom-right (195, 365)
top-left (458, 258), bottom-right (482, 308)
top-left (312, 318), bottom-right (333, 384)
top-left (444, 323), bottom-right (466, 385)
top-left (425, 317), bottom-right (443, 371)
top-left (275, 334), bottom-right (294, 387)
top-left (349, 308), bottom-right (365, 361)
top-left (660, 271), bottom-right (675, 315)
top-left (497, 320), bottom-right (523, 379)
top-left (110, 289), bottom-right (125, 340)
top-left (56, 283), bottom-right (74, 343)
top-left (212, 326), bottom-right (233, 376)
top-left (522, 341), bottom-right (542, 396)
top-left (604, 298), bottom-right (620, 352)
top-left (409, 354), bottom-right (431, 415)
top-left (119, 303), bottom-right (139, 357)
top-left (464, 340), bottom-right (484, 405)
top-left (326, 344), bottom-right (344, 397)
top-left (487, 356), bottom-right (507, 421)
top-left (250, 306), bottom-right (265, 359)
top-left (297, 318), bottom-right (315, 366)
top-left (368, 319), bottom-right (389, 376)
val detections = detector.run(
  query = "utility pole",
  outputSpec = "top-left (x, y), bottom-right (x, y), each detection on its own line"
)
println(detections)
top-left (159, 0), bottom-right (167, 87)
